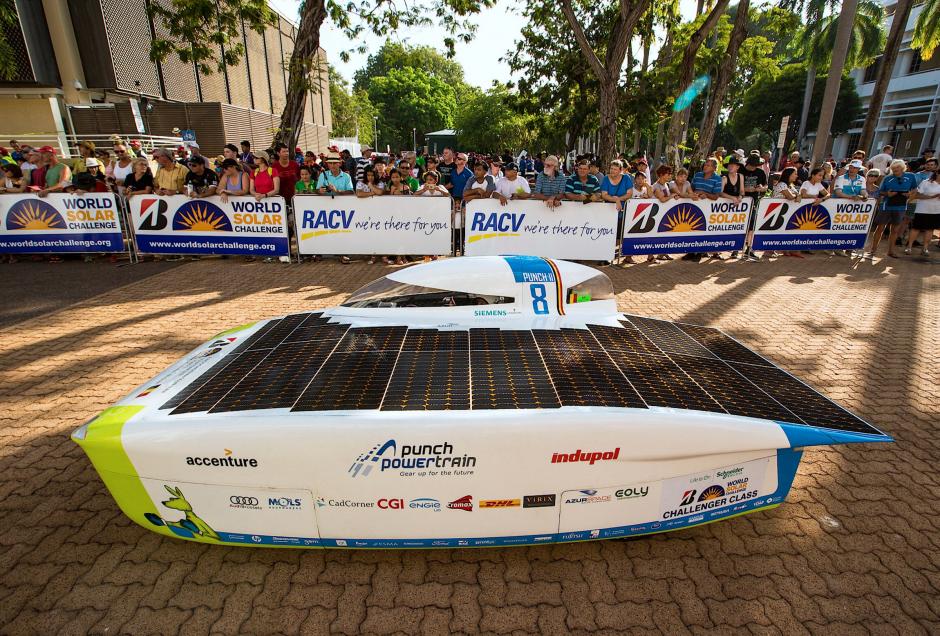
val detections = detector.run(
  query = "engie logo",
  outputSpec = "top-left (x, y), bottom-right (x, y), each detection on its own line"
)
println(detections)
top-left (348, 439), bottom-right (476, 478)
top-left (551, 448), bottom-right (620, 465)
top-left (409, 498), bottom-right (442, 512)
top-left (300, 209), bottom-right (355, 239)
top-left (479, 499), bottom-right (520, 509)
top-left (448, 495), bottom-right (473, 511)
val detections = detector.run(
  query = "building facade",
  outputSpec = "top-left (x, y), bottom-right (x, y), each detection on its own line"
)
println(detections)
top-left (0, 0), bottom-right (331, 156)
top-left (831, 0), bottom-right (939, 160)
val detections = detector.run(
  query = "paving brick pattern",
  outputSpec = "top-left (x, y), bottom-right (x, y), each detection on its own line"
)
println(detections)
top-left (0, 256), bottom-right (937, 635)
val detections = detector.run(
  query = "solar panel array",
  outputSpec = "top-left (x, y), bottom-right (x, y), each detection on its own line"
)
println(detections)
top-left (160, 312), bottom-right (882, 435)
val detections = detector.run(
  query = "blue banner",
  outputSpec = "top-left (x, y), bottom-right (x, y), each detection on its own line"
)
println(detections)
top-left (0, 194), bottom-right (125, 253)
top-left (621, 198), bottom-right (750, 255)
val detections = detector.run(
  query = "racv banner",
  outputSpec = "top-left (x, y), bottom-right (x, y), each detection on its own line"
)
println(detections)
top-left (621, 198), bottom-right (750, 255)
top-left (463, 200), bottom-right (619, 261)
top-left (0, 193), bottom-right (125, 253)
top-left (752, 198), bottom-right (875, 251)
top-left (293, 195), bottom-right (452, 256)
top-left (129, 195), bottom-right (289, 256)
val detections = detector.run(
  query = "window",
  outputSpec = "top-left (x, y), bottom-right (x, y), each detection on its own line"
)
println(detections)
top-left (909, 51), bottom-right (923, 74)
top-left (863, 57), bottom-right (882, 83)
top-left (565, 273), bottom-right (615, 304)
top-left (342, 276), bottom-right (513, 308)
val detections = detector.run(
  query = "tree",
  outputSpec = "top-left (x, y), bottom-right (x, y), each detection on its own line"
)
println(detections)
top-left (729, 64), bottom-right (861, 143)
top-left (911, 0), bottom-right (940, 58)
top-left (366, 68), bottom-right (457, 150)
top-left (454, 85), bottom-right (535, 153)
top-left (811, 0), bottom-right (859, 165)
top-left (353, 42), bottom-right (466, 93)
top-left (797, 0), bottom-right (885, 69)
top-left (0, 0), bottom-right (18, 80)
top-left (148, 0), bottom-right (494, 149)
top-left (559, 0), bottom-right (654, 164)
top-left (329, 67), bottom-right (377, 145)
top-left (691, 0), bottom-right (751, 166)
top-left (858, 0), bottom-right (913, 155)
top-left (664, 0), bottom-right (731, 168)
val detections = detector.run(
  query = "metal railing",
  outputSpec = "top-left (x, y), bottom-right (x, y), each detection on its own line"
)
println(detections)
top-left (0, 134), bottom-right (184, 158)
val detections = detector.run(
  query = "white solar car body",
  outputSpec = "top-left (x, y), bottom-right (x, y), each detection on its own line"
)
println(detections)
top-left (73, 256), bottom-right (891, 548)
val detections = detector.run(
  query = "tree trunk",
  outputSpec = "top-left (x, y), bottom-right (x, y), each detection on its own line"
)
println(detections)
top-left (272, 0), bottom-right (326, 150)
top-left (691, 0), bottom-right (750, 166)
top-left (654, 119), bottom-right (665, 167)
top-left (633, 37), bottom-right (651, 154)
top-left (665, 0), bottom-right (730, 168)
top-left (858, 0), bottom-right (913, 155)
top-left (598, 83), bottom-right (618, 164)
top-left (795, 67), bottom-right (816, 154)
top-left (811, 0), bottom-right (858, 167)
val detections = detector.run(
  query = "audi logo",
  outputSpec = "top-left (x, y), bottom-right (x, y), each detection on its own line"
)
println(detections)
top-left (230, 496), bottom-right (259, 506)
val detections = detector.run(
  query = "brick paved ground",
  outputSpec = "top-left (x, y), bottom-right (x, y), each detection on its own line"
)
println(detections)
top-left (1, 255), bottom-right (937, 635)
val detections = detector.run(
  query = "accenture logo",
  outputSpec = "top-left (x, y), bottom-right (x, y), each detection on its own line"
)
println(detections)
top-left (186, 448), bottom-right (258, 468)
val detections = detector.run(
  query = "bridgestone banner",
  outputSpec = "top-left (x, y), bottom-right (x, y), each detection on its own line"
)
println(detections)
top-left (293, 195), bottom-right (452, 256)
top-left (621, 198), bottom-right (750, 255)
top-left (129, 195), bottom-right (289, 256)
top-left (752, 198), bottom-right (875, 251)
top-left (0, 193), bottom-right (125, 253)
top-left (463, 200), bottom-right (619, 260)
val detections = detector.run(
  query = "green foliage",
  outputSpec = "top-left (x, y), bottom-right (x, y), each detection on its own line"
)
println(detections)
top-left (453, 85), bottom-right (535, 153)
top-left (329, 67), bottom-right (377, 145)
top-left (0, 0), bottom-right (15, 81)
top-left (366, 68), bottom-right (457, 150)
top-left (796, 0), bottom-right (885, 69)
top-left (729, 63), bottom-right (862, 142)
top-left (353, 42), bottom-right (466, 93)
top-left (912, 0), bottom-right (940, 58)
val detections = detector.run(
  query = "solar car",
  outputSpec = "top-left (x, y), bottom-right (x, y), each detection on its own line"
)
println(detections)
top-left (72, 256), bottom-right (891, 548)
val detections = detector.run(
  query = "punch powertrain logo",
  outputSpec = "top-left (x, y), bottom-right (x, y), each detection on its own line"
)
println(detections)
top-left (186, 448), bottom-right (258, 468)
top-left (786, 204), bottom-right (831, 231)
top-left (522, 494), bottom-right (556, 508)
top-left (628, 202), bottom-right (660, 233)
top-left (658, 203), bottom-right (706, 233)
top-left (299, 208), bottom-right (355, 239)
top-left (6, 200), bottom-right (66, 230)
top-left (467, 211), bottom-right (525, 242)
top-left (448, 495), bottom-right (473, 511)
top-left (479, 499), bottom-right (520, 508)
top-left (564, 489), bottom-right (612, 505)
top-left (173, 201), bottom-right (233, 232)
top-left (697, 485), bottom-right (725, 501)
top-left (348, 440), bottom-right (476, 478)
top-left (409, 498), bottom-right (442, 512)
top-left (551, 447), bottom-right (620, 465)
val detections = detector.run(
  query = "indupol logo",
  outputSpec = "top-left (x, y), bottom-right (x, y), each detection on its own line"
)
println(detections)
top-left (186, 448), bottom-right (258, 468)
top-left (551, 448), bottom-right (620, 465)
top-left (447, 495), bottom-right (473, 511)
top-left (348, 439), bottom-right (476, 478)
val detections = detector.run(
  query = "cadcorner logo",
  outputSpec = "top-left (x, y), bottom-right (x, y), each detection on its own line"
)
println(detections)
top-left (186, 448), bottom-right (258, 468)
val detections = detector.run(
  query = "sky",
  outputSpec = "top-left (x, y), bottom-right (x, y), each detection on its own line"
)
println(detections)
top-left (269, 0), bottom-right (700, 88)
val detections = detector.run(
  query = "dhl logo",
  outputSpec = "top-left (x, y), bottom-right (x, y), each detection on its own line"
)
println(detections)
top-left (479, 499), bottom-right (521, 508)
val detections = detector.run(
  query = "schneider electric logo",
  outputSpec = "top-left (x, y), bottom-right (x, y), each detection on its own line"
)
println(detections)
top-left (348, 439), bottom-right (476, 478)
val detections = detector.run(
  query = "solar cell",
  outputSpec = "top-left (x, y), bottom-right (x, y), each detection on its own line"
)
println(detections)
top-left (209, 338), bottom-right (340, 412)
top-left (732, 363), bottom-right (878, 434)
top-left (470, 329), bottom-right (537, 351)
top-left (246, 313), bottom-right (309, 350)
top-left (538, 348), bottom-right (647, 408)
top-left (614, 354), bottom-right (722, 412)
top-left (471, 350), bottom-right (561, 409)
top-left (171, 349), bottom-right (273, 414)
top-left (403, 329), bottom-right (469, 351)
top-left (676, 324), bottom-right (772, 366)
top-left (281, 320), bottom-right (350, 344)
top-left (670, 354), bottom-right (796, 423)
top-left (381, 351), bottom-right (470, 411)
top-left (228, 319), bottom-right (280, 351)
top-left (588, 324), bottom-right (662, 356)
top-left (624, 315), bottom-right (717, 358)
top-left (292, 351), bottom-right (399, 411)
top-left (159, 351), bottom-right (247, 410)
top-left (532, 328), bottom-right (603, 351)
top-left (333, 326), bottom-right (406, 353)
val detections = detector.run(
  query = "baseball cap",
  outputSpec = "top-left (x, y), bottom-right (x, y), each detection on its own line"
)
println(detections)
top-left (504, 162), bottom-right (519, 171)
top-left (38, 145), bottom-right (56, 155)
top-left (849, 159), bottom-right (864, 168)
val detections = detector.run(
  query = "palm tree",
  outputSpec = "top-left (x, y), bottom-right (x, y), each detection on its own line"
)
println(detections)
top-left (858, 0), bottom-right (913, 155)
top-left (911, 0), bottom-right (940, 57)
top-left (811, 0), bottom-right (860, 165)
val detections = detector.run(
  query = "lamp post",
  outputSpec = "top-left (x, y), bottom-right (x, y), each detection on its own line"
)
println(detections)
top-left (373, 116), bottom-right (378, 150)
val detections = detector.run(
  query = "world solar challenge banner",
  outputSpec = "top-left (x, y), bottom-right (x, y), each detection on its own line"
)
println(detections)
top-left (293, 195), bottom-right (452, 256)
top-left (463, 200), bottom-right (619, 260)
top-left (129, 195), bottom-right (289, 256)
top-left (621, 198), bottom-right (750, 255)
top-left (0, 193), bottom-right (125, 253)
top-left (752, 198), bottom-right (875, 251)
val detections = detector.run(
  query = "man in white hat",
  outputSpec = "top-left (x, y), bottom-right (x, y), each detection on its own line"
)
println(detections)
top-left (834, 160), bottom-right (867, 201)
top-left (316, 151), bottom-right (353, 194)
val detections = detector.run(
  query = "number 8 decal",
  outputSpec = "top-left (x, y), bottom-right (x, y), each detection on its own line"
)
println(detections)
top-left (530, 283), bottom-right (549, 315)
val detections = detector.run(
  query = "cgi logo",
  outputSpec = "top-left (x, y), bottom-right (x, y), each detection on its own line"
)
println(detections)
top-left (268, 497), bottom-right (302, 510)
top-left (377, 498), bottom-right (404, 510)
